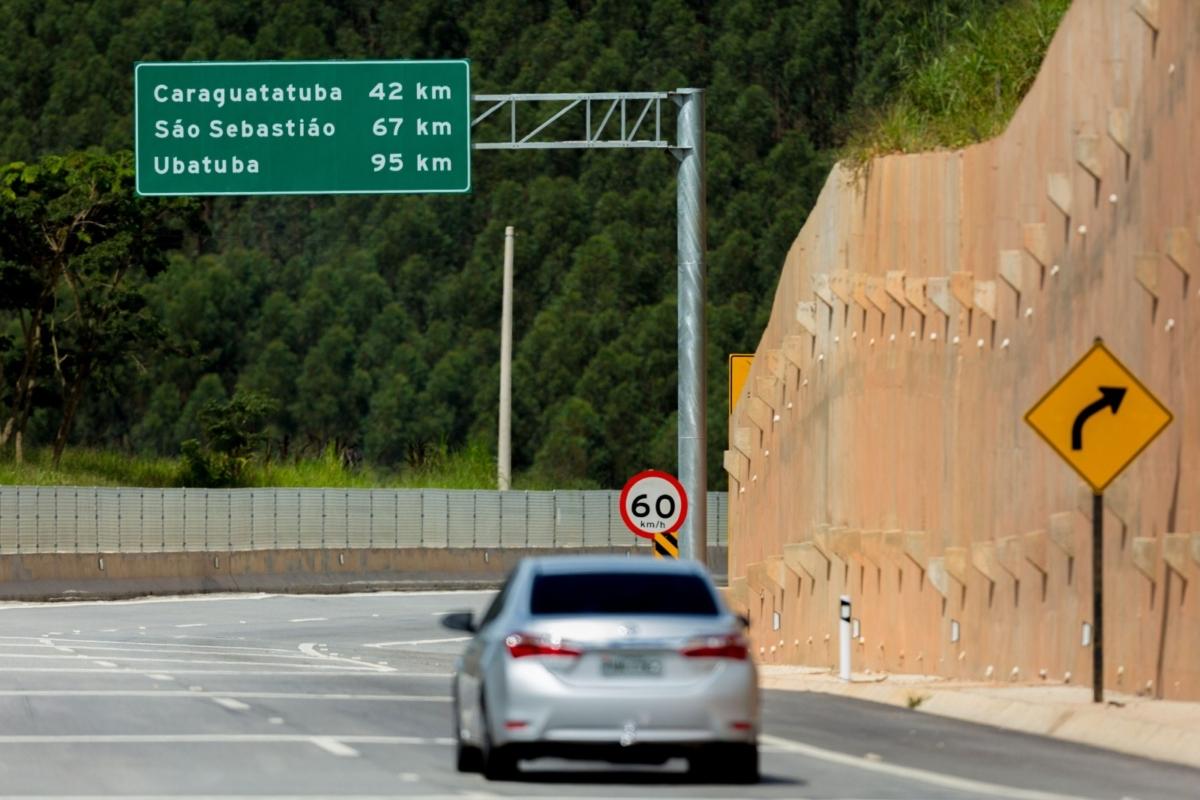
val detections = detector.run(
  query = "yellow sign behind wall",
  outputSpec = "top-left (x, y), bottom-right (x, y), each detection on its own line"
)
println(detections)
top-left (729, 354), bottom-right (753, 415)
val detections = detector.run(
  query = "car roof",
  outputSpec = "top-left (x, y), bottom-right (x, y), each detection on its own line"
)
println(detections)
top-left (523, 554), bottom-right (710, 577)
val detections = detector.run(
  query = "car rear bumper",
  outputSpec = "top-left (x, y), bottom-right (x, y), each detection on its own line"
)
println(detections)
top-left (492, 660), bottom-right (758, 747)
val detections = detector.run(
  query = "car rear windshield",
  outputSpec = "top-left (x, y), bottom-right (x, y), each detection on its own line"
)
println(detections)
top-left (530, 572), bottom-right (719, 616)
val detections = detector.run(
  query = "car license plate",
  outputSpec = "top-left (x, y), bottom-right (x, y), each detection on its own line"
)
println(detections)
top-left (601, 655), bottom-right (663, 677)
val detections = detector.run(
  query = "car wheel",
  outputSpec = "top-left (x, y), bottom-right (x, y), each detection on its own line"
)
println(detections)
top-left (452, 679), bottom-right (483, 773)
top-left (479, 695), bottom-right (518, 781)
top-left (688, 743), bottom-right (759, 784)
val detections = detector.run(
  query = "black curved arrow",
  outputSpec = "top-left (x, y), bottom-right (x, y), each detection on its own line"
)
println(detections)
top-left (1071, 386), bottom-right (1127, 450)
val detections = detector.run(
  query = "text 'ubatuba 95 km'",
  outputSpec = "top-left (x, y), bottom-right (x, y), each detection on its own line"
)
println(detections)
top-left (134, 60), bottom-right (471, 196)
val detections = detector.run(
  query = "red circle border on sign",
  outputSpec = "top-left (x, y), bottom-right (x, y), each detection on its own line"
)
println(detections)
top-left (618, 469), bottom-right (688, 540)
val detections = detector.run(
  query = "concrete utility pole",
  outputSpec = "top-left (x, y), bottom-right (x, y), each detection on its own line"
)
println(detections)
top-left (497, 225), bottom-right (515, 491)
top-left (674, 88), bottom-right (707, 563)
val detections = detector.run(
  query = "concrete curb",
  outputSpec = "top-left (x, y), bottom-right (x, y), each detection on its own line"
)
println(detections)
top-left (760, 667), bottom-right (1200, 769)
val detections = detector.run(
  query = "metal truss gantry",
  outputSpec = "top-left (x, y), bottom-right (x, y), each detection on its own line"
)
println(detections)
top-left (471, 90), bottom-right (708, 563)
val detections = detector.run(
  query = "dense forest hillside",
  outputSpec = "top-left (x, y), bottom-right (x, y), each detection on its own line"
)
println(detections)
top-left (0, 0), bottom-right (1066, 488)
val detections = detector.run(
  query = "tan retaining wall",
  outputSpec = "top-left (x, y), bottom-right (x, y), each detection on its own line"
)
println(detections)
top-left (727, 0), bottom-right (1200, 699)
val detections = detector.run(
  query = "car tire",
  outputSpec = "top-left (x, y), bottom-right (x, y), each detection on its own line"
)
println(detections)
top-left (689, 743), bottom-right (759, 784)
top-left (479, 695), bottom-right (518, 781)
top-left (452, 679), bottom-right (483, 773)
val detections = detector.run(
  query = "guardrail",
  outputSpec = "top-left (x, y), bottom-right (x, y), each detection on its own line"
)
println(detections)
top-left (0, 487), bottom-right (728, 554)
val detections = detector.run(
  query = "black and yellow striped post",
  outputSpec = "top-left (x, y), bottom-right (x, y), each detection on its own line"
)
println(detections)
top-left (653, 529), bottom-right (680, 559)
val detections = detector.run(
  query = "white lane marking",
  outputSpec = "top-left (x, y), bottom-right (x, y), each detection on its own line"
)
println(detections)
top-left (760, 733), bottom-right (1093, 800)
top-left (0, 653), bottom-right (384, 670)
top-left (100, 628), bottom-right (118, 632)
top-left (0, 734), bottom-right (453, 745)
top-left (363, 636), bottom-right (471, 648)
top-left (0, 635), bottom-right (301, 654)
top-left (0, 593), bottom-right (273, 610)
top-left (0, 796), bottom-right (497, 800)
top-left (146, 674), bottom-right (174, 681)
top-left (267, 717), bottom-right (284, 725)
top-left (310, 736), bottom-right (360, 757)
top-left (298, 642), bottom-right (393, 673)
top-left (288, 617), bottom-right (327, 623)
top-left (0, 690), bottom-right (448, 701)
top-left (92, 661), bottom-right (118, 668)
top-left (36, 637), bottom-right (75, 654)
top-left (399, 773), bottom-right (419, 782)
top-left (20, 644), bottom-right (324, 661)
top-left (174, 623), bottom-right (206, 628)
top-left (0, 668), bottom-right (449, 676)
top-left (211, 697), bottom-right (250, 711)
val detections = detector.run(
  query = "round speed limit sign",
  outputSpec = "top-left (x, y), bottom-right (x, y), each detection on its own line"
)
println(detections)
top-left (618, 470), bottom-right (688, 540)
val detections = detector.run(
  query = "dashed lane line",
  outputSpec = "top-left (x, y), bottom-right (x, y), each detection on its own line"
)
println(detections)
top-left (0, 734), bottom-right (455, 746)
top-left (0, 690), bottom-right (449, 701)
top-left (211, 697), bottom-right (250, 711)
top-left (288, 617), bottom-right (328, 623)
top-left (0, 668), bottom-right (448, 676)
top-left (309, 736), bottom-right (360, 757)
top-left (363, 637), bottom-right (472, 648)
top-left (174, 623), bottom-right (207, 628)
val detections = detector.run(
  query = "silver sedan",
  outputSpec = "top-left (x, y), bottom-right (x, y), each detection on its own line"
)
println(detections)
top-left (442, 554), bottom-right (759, 782)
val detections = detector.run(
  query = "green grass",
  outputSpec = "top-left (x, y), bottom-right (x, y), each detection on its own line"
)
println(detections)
top-left (844, 0), bottom-right (1071, 163)
top-left (0, 443), bottom-right (558, 490)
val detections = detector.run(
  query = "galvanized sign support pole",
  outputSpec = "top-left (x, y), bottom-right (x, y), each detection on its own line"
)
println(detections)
top-left (471, 89), bottom-right (708, 564)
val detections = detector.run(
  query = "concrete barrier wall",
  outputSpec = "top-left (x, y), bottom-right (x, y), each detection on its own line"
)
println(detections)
top-left (727, 0), bottom-right (1200, 698)
top-left (0, 546), bottom-right (729, 602)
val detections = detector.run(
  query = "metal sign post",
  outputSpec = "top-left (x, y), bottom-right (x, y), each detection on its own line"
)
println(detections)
top-left (1025, 338), bottom-right (1173, 702)
top-left (471, 89), bottom-right (708, 565)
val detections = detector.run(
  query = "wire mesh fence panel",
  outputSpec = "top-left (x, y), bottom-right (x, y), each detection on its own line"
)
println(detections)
top-left (346, 490), bottom-right (373, 549)
top-left (526, 493), bottom-right (555, 547)
top-left (298, 490), bottom-right (326, 549)
top-left (14, 486), bottom-right (40, 553)
top-left (95, 489), bottom-right (122, 553)
top-left (473, 491), bottom-right (501, 548)
top-left (499, 491), bottom-right (528, 548)
top-left (553, 492), bottom-right (585, 548)
top-left (420, 490), bottom-right (450, 548)
top-left (229, 491), bottom-right (253, 551)
top-left (0, 486), bottom-right (728, 553)
top-left (250, 491), bottom-right (277, 550)
top-left (118, 490), bottom-right (146, 553)
top-left (274, 491), bottom-right (302, 550)
top-left (0, 487), bottom-right (18, 554)
top-left (73, 488), bottom-right (98, 553)
top-left (445, 491), bottom-right (474, 547)
top-left (203, 491), bottom-right (231, 552)
top-left (161, 490), bottom-right (185, 551)
top-left (395, 492), bottom-right (423, 547)
top-left (182, 490), bottom-right (209, 552)
top-left (322, 491), bottom-right (349, 549)
top-left (139, 490), bottom-right (165, 553)
top-left (368, 491), bottom-right (397, 548)
top-left (580, 491), bottom-right (611, 547)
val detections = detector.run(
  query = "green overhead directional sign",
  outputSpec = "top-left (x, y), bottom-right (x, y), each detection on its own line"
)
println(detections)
top-left (134, 60), bottom-right (471, 196)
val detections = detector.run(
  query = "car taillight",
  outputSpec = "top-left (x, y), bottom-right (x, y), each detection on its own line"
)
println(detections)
top-left (681, 633), bottom-right (749, 660)
top-left (504, 632), bottom-right (582, 658)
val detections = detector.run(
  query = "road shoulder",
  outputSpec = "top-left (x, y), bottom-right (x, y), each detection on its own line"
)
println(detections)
top-left (760, 665), bottom-right (1200, 769)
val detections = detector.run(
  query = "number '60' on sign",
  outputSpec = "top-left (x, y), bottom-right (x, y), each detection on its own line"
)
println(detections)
top-left (618, 470), bottom-right (688, 540)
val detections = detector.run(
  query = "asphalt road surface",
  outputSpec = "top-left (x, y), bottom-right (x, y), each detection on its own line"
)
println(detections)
top-left (0, 590), bottom-right (1195, 800)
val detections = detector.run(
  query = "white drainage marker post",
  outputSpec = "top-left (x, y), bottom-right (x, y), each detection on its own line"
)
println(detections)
top-left (839, 595), bottom-right (852, 682)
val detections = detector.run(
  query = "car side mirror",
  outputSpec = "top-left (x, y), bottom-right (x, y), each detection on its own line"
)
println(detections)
top-left (441, 611), bottom-right (477, 633)
top-left (737, 614), bottom-right (751, 630)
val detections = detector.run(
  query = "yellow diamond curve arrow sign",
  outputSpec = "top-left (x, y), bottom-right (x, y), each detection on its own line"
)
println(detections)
top-left (1025, 341), bottom-right (1173, 493)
